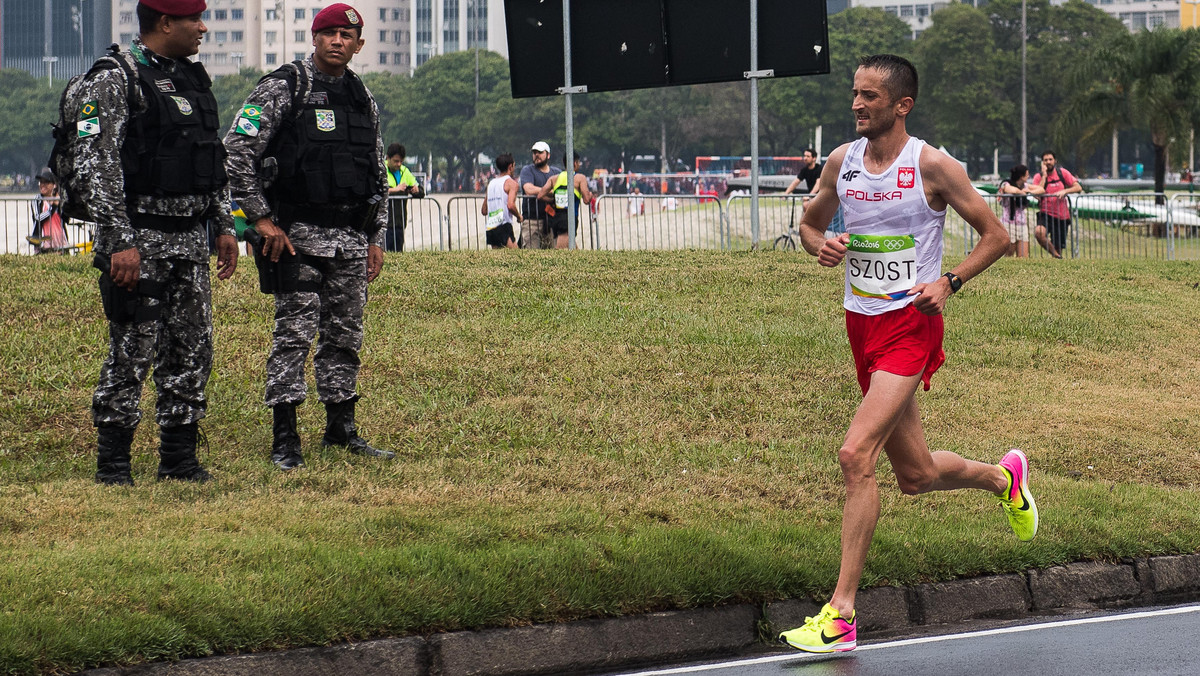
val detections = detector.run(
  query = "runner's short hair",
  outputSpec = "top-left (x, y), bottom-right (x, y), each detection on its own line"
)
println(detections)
top-left (495, 153), bottom-right (514, 173)
top-left (858, 54), bottom-right (918, 104)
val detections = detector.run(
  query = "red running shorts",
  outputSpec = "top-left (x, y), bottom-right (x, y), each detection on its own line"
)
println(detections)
top-left (845, 304), bottom-right (945, 395)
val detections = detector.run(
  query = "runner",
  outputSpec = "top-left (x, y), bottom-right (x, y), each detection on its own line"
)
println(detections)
top-left (482, 153), bottom-right (521, 249)
top-left (777, 54), bottom-right (1037, 654)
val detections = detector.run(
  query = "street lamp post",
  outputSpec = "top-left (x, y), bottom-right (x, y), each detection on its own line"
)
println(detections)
top-left (1021, 0), bottom-right (1027, 168)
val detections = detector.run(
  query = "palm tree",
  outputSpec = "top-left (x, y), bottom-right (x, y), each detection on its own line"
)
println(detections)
top-left (1055, 28), bottom-right (1200, 203)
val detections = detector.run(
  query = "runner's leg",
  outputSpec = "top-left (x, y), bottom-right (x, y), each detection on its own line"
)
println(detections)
top-left (828, 370), bottom-right (922, 617)
top-left (883, 396), bottom-right (1007, 496)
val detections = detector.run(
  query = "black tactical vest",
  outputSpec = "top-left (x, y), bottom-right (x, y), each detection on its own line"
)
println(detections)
top-left (267, 65), bottom-right (379, 207)
top-left (121, 58), bottom-right (227, 198)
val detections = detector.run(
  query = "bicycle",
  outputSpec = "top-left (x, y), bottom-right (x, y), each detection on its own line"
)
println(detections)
top-left (772, 196), bottom-right (803, 250)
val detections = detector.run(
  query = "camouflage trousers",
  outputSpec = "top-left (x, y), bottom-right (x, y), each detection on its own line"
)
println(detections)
top-left (92, 258), bottom-right (213, 429)
top-left (264, 251), bottom-right (367, 407)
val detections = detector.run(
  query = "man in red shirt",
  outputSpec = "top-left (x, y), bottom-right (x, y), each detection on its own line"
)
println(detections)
top-left (1029, 150), bottom-right (1082, 258)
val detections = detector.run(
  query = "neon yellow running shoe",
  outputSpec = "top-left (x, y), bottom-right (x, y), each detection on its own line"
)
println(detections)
top-left (778, 603), bottom-right (856, 653)
top-left (997, 449), bottom-right (1038, 541)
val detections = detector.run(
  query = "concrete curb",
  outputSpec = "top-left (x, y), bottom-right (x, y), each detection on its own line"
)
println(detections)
top-left (80, 553), bottom-right (1200, 676)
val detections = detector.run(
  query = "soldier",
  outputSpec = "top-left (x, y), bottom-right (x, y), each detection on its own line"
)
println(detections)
top-left (78, 0), bottom-right (238, 485)
top-left (224, 2), bottom-right (393, 470)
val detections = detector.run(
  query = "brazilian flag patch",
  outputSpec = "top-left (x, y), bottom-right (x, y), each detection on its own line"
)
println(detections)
top-left (235, 104), bottom-right (262, 137)
top-left (79, 100), bottom-right (98, 119)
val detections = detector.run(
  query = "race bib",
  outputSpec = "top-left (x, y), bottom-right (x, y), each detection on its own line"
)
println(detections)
top-left (486, 208), bottom-right (504, 229)
top-left (846, 234), bottom-right (917, 300)
top-left (554, 190), bottom-right (569, 209)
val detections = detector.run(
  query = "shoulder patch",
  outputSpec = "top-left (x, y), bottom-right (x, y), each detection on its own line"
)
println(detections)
top-left (79, 100), bottom-right (98, 120)
top-left (235, 116), bottom-right (260, 137)
top-left (78, 118), bottom-right (101, 137)
top-left (241, 104), bottom-right (262, 120)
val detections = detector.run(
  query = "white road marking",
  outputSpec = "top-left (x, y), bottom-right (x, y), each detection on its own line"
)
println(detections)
top-left (614, 604), bottom-right (1200, 675)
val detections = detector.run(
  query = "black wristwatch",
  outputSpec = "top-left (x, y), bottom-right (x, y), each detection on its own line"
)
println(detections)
top-left (942, 272), bottom-right (963, 293)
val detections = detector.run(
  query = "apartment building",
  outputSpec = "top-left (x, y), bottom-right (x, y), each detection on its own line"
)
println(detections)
top-left (845, 0), bottom-right (1183, 37)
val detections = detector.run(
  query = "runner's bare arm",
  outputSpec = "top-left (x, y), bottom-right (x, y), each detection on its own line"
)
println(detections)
top-left (909, 146), bottom-right (1008, 314)
top-left (800, 145), bottom-right (850, 266)
top-left (506, 178), bottom-right (522, 221)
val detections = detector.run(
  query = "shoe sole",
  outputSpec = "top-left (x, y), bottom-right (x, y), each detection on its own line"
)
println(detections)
top-left (779, 637), bottom-right (856, 653)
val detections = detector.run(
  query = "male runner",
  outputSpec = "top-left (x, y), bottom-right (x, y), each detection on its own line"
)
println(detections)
top-left (777, 54), bottom-right (1038, 654)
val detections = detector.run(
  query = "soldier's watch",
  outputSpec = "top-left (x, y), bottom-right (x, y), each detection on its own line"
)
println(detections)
top-left (942, 272), bottom-right (963, 293)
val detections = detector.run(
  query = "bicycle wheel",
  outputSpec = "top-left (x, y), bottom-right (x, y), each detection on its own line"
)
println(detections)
top-left (773, 234), bottom-right (796, 251)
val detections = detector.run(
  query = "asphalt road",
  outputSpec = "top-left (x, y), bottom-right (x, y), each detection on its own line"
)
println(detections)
top-left (605, 603), bottom-right (1200, 676)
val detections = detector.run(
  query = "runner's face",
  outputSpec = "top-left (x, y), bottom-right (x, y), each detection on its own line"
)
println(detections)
top-left (851, 67), bottom-right (907, 140)
top-left (313, 27), bottom-right (364, 73)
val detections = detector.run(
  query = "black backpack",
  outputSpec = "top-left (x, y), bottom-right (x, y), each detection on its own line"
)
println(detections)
top-left (47, 44), bottom-right (138, 222)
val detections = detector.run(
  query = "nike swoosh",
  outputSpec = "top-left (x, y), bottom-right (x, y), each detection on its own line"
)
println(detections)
top-left (822, 629), bottom-right (853, 644)
top-left (1017, 489), bottom-right (1031, 511)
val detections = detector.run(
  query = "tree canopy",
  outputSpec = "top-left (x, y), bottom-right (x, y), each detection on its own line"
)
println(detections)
top-left (3, 15), bottom-right (1198, 182)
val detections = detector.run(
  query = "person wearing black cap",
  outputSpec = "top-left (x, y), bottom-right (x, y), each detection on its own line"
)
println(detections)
top-left (29, 168), bottom-right (66, 253)
top-left (224, 3), bottom-right (393, 471)
top-left (67, 0), bottom-right (238, 486)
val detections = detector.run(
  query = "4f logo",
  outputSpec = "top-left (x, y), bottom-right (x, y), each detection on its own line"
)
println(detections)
top-left (842, 169), bottom-right (861, 182)
top-left (897, 167), bottom-right (915, 189)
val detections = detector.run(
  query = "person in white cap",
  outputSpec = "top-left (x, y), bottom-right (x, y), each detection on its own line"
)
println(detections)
top-left (518, 141), bottom-right (560, 249)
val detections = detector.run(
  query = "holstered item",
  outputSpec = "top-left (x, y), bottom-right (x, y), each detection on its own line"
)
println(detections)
top-left (93, 252), bottom-right (167, 323)
top-left (245, 228), bottom-right (326, 295)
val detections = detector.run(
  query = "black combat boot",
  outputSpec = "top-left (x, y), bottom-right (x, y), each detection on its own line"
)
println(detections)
top-left (271, 403), bottom-right (305, 470)
top-left (157, 423), bottom-right (212, 482)
top-left (321, 398), bottom-right (395, 459)
top-left (95, 425), bottom-right (136, 486)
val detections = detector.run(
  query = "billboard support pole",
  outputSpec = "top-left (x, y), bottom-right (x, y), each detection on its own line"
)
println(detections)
top-left (746, 0), bottom-right (773, 250)
top-left (557, 0), bottom-right (586, 250)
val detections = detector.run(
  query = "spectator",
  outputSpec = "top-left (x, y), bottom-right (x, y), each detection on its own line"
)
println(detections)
top-left (628, 187), bottom-right (645, 216)
top-left (998, 164), bottom-right (1031, 258)
top-left (538, 151), bottom-right (593, 249)
top-left (784, 148), bottom-right (823, 206)
top-left (384, 143), bottom-right (424, 252)
top-left (29, 167), bottom-right (66, 253)
top-left (518, 141), bottom-right (560, 249)
top-left (1028, 150), bottom-right (1081, 259)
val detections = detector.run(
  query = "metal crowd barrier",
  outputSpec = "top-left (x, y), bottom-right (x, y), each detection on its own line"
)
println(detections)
top-left (386, 195), bottom-right (445, 252)
top-left (591, 193), bottom-right (724, 250)
top-left (444, 195), bottom-right (487, 250)
top-left (0, 197), bottom-right (93, 255)
top-left (724, 194), bottom-right (814, 250)
top-left (957, 192), bottom-right (1183, 260)
top-left (5, 192), bottom-right (1200, 260)
top-left (1167, 193), bottom-right (1200, 261)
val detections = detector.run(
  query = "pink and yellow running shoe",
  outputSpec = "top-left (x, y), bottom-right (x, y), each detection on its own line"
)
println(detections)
top-left (997, 449), bottom-right (1038, 541)
top-left (778, 603), bottom-right (857, 653)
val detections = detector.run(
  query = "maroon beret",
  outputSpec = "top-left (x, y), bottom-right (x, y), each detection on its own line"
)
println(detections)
top-left (312, 3), bottom-right (364, 33)
top-left (137, 0), bottom-right (206, 16)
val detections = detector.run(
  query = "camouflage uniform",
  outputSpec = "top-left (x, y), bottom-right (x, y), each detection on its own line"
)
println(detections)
top-left (224, 55), bottom-right (392, 468)
top-left (77, 39), bottom-right (234, 483)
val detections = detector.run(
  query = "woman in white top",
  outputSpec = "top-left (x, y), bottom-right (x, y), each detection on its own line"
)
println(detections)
top-left (997, 164), bottom-right (1030, 258)
top-left (481, 153), bottom-right (522, 249)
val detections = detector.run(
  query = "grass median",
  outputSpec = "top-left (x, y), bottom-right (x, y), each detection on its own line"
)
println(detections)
top-left (2, 250), bottom-right (1199, 674)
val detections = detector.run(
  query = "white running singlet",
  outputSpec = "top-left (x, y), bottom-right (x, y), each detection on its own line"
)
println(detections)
top-left (837, 136), bottom-right (946, 316)
top-left (485, 176), bottom-right (515, 231)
